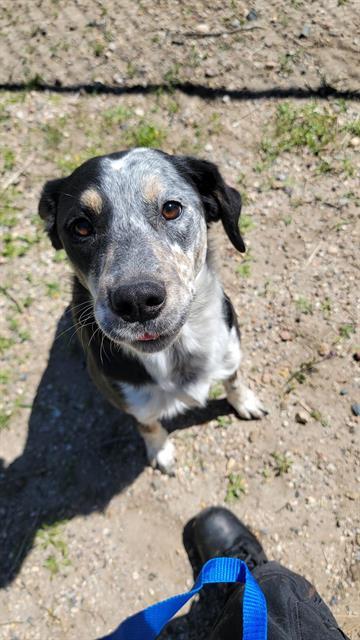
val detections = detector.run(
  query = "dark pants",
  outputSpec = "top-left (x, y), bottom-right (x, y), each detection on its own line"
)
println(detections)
top-left (209, 562), bottom-right (349, 640)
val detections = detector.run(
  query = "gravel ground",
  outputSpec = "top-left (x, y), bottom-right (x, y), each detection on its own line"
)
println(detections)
top-left (0, 3), bottom-right (359, 639)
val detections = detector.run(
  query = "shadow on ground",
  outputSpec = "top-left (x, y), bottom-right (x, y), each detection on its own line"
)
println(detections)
top-left (0, 310), bottom-right (233, 588)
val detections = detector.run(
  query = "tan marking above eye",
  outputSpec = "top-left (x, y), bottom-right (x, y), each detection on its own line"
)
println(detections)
top-left (80, 188), bottom-right (103, 214)
top-left (143, 176), bottom-right (164, 203)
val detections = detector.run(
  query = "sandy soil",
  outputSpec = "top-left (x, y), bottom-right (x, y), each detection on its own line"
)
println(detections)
top-left (0, 2), bottom-right (359, 639)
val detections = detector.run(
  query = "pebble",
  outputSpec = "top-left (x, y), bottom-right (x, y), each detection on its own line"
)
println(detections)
top-left (299, 24), bottom-right (311, 38)
top-left (318, 343), bottom-right (329, 356)
top-left (353, 352), bottom-right (360, 362)
top-left (113, 74), bottom-right (124, 85)
top-left (351, 404), bottom-right (360, 417)
top-left (295, 411), bottom-right (308, 425)
top-left (246, 9), bottom-right (258, 21)
top-left (340, 389), bottom-right (348, 396)
top-left (279, 329), bottom-right (293, 342)
top-left (350, 137), bottom-right (360, 147)
top-left (350, 563), bottom-right (360, 582)
top-left (195, 23), bottom-right (210, 33)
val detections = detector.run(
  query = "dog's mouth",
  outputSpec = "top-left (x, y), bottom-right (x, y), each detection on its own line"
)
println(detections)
top-left (137, 332), bottom-right (160, 342)
top-left (129, 329), bottom-right (179, 352)
top-left (94, 299), bottom-right (190, 353)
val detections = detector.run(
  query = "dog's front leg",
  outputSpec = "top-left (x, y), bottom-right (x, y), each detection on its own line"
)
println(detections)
top-left (138, 421), bottom-right (176, 475)
top-left (224, 371), bottom-right (267, 420)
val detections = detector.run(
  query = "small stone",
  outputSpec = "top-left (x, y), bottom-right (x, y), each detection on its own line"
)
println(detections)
top-left (318, 343), bottom-right (329, 356)
top-left (340, 389), bottom-right (348, 396)
top-left (205, 67), bottom-right (218, 78)
top-left (195, 23), bottom-right (210, 33)
top-left (351, 403), bottom-right (360, 417)
top-left (350, 562), bottom-right (360, 582)
top-left (295, 411), bottom-right (308, 425)
top-left (306, 496), bottom-right (316, 506)
top-left (299, 24), bottom-right (311, 38)
top-left (327, 245), bottom-right (338, 255)
top-left (246, 9), bottom-right (258, 21)
top-left (353, 352), bottom-right (360, 362)
top-left (350, 136), bottom-right (360, 147)
top-left (280, 329), bottom-right (293, 342)
top-left (265, 60), bottom-right (277, 69)
top-left (113, 74), bottom-right (124, 85)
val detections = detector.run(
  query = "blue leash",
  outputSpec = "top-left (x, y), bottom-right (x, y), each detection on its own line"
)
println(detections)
top-left (99, 557), bottom-right (267, 640)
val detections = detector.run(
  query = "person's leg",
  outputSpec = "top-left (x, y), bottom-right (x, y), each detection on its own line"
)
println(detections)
top-left (192, 507), bottom-right (349, 640)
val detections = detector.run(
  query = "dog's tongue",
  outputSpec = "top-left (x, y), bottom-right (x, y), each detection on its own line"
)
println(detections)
top-left (138, 332), bottom-right (159, 341)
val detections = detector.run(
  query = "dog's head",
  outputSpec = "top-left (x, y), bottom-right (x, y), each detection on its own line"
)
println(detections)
top-left (39, 148), bottom-right (244, 353)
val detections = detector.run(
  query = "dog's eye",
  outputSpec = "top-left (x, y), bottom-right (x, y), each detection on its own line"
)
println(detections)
top-left (161, 201), bottom-right (182, 220)
top-left (71, 218), bottom-right (94, 238)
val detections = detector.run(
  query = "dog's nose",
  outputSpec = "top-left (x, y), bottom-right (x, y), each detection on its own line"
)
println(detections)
top-left (109, 281), bottom-right (166, 323)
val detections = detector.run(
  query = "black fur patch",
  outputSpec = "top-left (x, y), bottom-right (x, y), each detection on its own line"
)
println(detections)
top-left (222, 293), bottom-right (240, 338)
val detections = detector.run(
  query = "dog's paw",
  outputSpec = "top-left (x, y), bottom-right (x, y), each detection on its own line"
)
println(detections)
top-left (147, 439), bottom-right (176, 476)
top-left (229, 387), bottom-right (268, 420)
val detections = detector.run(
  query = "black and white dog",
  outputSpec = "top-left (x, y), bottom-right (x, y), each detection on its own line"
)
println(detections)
top-left (39, 148), bottom-right (266, 474)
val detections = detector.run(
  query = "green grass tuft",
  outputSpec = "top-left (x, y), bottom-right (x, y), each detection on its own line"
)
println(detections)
top-left (225, 473), bottom-right (247, 502)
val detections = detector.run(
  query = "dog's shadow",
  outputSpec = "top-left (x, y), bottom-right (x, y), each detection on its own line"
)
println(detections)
top-left (0, 310), bottom-right (233, 588)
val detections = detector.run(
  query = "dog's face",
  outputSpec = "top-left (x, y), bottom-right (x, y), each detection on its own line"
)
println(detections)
top-left (39, 148), bottom-right (244, 353)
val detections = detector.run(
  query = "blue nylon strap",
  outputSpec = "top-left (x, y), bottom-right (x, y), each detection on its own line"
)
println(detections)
top-left (99, 557), bottom-right (267, 640)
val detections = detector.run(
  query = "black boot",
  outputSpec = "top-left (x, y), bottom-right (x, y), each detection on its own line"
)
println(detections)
top-left (193, 506), bottom-right (268, 571)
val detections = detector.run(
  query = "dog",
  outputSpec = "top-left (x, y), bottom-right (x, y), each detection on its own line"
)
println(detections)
top-left (39, 148), bottom-right (267, 474)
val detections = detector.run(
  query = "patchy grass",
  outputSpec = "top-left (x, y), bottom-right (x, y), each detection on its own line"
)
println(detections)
top-left (0, 335), bottom-right (15, 354)
top-left (260, 102), bottom-right (338, 163)
top-left (239, 214), bottom-right (255, 234)
top-left (209, 382), bottom-right (223, 400)
top-left (36, 522), bottom-right (71, 577)
top-left (42, 118), bottom-right (67, 148)
top-left (92, 40), bottom-right (105, 57)
top-left (321, 297), bottom-right (332, 319)
top-left (285, 357), bottom-right (322, 392)
top-left (236, 252), bottom-right (253, 278)
top-left (1, 230), bottom-right (41, 259)
top-left (295, 296), bottom-right (313, 315)
top-left (125, 121), bottom-right (167, 148)
top-left (271, 451), bottom-right (293, 476)
top-left (339, 323), bottom-right (356, 339)
top-left (46, 281), bottom-right (61, 298)
top-left (216, 415), bottom-right (232, 428)
top-left (0, 411), bottom-right (11, 430)
top-left (310, 409), bottom-right (328, 427)
top-left (343, 118), bottom-right (360, 136)
top-left (225, 473), bottom-right (247, 502)
top-left (0, 187), bottom-right (21, 228)
top-left (103, 105), bottom-right (132, 127)
top-left (1, 147), bottom-right (16, 173)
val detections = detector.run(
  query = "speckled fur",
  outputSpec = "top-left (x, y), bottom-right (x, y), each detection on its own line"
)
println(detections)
top-left (39, 148), bottom-right (267, 473)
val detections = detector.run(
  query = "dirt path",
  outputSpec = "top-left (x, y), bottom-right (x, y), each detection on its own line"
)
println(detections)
top-left (0, 2), bottom-right (359, 639)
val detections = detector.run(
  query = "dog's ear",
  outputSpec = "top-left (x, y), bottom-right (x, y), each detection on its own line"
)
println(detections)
top-left (38, 177), bottom-right (67, 249)
top-left (174, 156), bottom-right (245, 253)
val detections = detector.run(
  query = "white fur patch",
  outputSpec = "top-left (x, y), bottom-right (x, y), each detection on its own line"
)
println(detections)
top-left (225, 378), bottom-right (267, 420)
top-left (119, 265), bottom-right (242, 424)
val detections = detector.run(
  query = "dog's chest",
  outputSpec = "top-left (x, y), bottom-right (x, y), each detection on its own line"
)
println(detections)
top-left (118, 324), bottom-right (241, 424)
